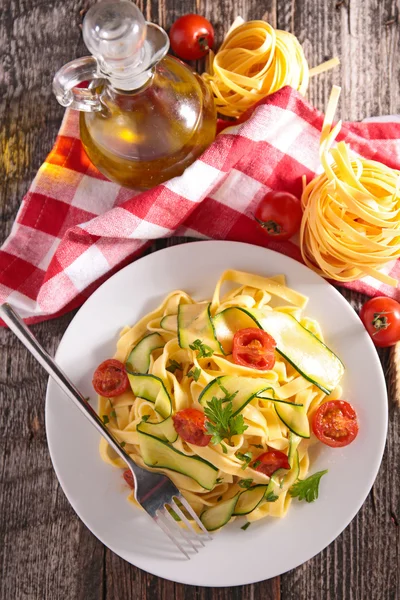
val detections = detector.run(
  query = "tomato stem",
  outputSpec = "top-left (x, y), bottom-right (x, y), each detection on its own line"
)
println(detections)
top-left (198, 35), bottom-right (210, 51)
top-left (254, 216), bottom-right (284, 236)
top-left (372, 312), bottom-right (391, 332)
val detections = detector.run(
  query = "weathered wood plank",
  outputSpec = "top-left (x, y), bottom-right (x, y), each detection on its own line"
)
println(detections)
top-left (0, 314), bottom-right (105, 600)
top-left (286, 0), bottom-right (400, 120)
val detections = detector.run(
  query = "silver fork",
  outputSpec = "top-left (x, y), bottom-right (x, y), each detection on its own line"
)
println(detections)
top-left (0, 303), bottom-right (211, 559)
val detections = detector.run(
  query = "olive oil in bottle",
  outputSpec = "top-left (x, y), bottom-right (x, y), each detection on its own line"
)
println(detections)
top-left (53, 1), bottom-right (216, 189)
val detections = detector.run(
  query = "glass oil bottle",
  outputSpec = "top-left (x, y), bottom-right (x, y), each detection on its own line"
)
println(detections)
top-left (53, 1), bottom-right (216, 189)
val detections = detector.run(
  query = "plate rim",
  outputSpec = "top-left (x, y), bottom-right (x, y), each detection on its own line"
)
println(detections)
top-left (45, 240), bottom-right (388, 586)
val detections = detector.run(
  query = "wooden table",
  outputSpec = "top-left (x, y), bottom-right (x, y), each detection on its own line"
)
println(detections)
top-left (1, 1), bottom-right (399, 598)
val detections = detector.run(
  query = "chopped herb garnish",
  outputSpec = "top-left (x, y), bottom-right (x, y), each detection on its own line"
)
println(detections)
top-left (217, 496), bottom-right (223, 502)
top-left (266, 492), bottom-right (279, 502)
top-left (221, 443), bottom-right (228, 454)
top-left (187, 366), bottom-right (201, 381)
top-left (236, 451), bottom-right (253, 470)
top-left (253, 444), bottom-right (264, 449)
top-left (216, 477), bottom-right (223, 484)
top-left (120, 441), bottom-right (126, 448)
top-left (289, 470), bottom-right (328, 503)
top-left (102, 415), bottom-right (109, 425)
top-left (166, 359), bottom-right (183, 374)
top-left (238, 478), bottom-right (253, 489)
top-left (241, 522), bottom-right (251, 531)
top-left (204, 397), bottom-right (248, 445)
top-left (217, 379), bottom-right (239, 403)
top-left (251, 459), bottom-right (261, 469)
top-left (84, 396), bottom-right (91, 402)
top-left (141, 415), bottom-right (150, 422)
top-left (189, 339), bottom-right (214, 358)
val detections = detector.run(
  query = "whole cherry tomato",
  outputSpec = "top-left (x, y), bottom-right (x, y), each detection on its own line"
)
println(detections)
top-left (172, 408), bottom-right (212, 446)
top-left (360, 296), bottom-right (400, 347)
top-left (254, 191), bottom-right (303, 241)
top-left (169, 14), bottom-right (214, 60)
top-left (92, 359), bottom-right (129, 397)
top-left (232, 328), bottom-right (276, 370)
top-left (251, 450), bottom-right (290, 477)
top-left (312, 400), bottom-right (359, 448)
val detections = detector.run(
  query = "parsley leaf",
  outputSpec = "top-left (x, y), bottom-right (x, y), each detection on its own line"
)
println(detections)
top-left (238, 478), bottom-right (253, 489)
top-left (166, 359), bottom-right (183, 374)
top-left (216, 477), bottom-right (223, 484)
top-left (204, 397), bottom-right (248, 445)
top-left (236, 451), bottom-right (253, 470)
top-left (221, 443), bottom-right (228, 454)
top-left (289, 470), bottom-right (328, 503)
top-left (251, 459), bottom-right (261, 469)
top-left (102, 415), bottom-right (109, 425)
top-left (265, 492), bottom-right (278, 502)
top-left (187, 366), bottom-right (201, 381)
top-left (189, 339), bottom-right (214, 358)
top-left (241, 522), bottom-right (251, 531)
top-left (141, 415), bottom-right (150, 422)
top-left (217, 496), bottom-right (223, 502)
top-left (253, 444), bottom-right (264, 449)
top-left (120, 441), bottom-right (126, 448)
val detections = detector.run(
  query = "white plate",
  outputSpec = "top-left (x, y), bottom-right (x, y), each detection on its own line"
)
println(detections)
top-left (45, 241), bottom-right (387, 587)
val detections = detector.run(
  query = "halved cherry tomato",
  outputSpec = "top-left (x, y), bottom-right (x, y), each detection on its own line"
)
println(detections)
top-left (172, 408), bottom-right (211, 446)
top-left (169, 14), bottom-right (214, 60)
top-left (254, 191), bottom-right (303, 241)
top-left (312, 400), bottom-right (359, 448)
top-left (92, 359), bottom-right (129, 397)
top-left (360, 296), bottom-right (400, 348)
top-left (232, 328), bottom-right (276, 370)
top-left (251, 450), bottom-right (290, 477)
top-left (123, 469), bottom-right (134, 489)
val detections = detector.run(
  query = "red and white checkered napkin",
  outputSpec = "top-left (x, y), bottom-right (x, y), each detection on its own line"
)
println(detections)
top-left (1, 86), bottom-right (400, 324)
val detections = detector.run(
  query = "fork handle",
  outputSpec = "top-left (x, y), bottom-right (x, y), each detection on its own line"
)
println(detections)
top-left (0, 303), bottom-right (130, 464)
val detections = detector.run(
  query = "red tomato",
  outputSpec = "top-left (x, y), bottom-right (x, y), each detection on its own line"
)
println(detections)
top-left (92, 359), bottom-right (129, 397)
top-left (232, 328), bottom-right (276, 370)
top-left (252, 450), bottom-right (290, 477)
top-left (254, 191), bottom-right (303, 241)
top-left (169, 14), bottom-right (214, 60)
top-left (360, 297), bottom-right (400, 348)
top-left (312, 400), bottom-right (359, 448)
top-left (123, 469), bottom-right (134, 489)
top-left (172, 408), bottom-right (211, 446)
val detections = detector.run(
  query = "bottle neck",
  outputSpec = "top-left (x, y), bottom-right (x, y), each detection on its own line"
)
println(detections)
top-left (95, 23), bottom-right (169, 92)
top-left (105, 68), bottom-right (155, 98)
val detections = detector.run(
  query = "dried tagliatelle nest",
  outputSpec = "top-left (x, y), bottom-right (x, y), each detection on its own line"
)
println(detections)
top-left (300, 85), bottom-right (400, 287)
top-left (202, 17), bottom-right (339, 118)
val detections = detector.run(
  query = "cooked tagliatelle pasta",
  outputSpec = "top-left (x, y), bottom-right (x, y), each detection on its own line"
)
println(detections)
top-left (96, 269), bottom-right (346, 531)
top-left (301, 85), bottom-right (400, 287)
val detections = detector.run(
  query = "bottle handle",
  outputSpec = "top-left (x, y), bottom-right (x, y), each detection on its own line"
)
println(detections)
top-left (53, 56), bottom-right (103, 112)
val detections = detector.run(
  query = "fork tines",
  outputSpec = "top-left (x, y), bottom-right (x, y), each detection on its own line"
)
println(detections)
top-left (155, 495), bottom-right (212, 559)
